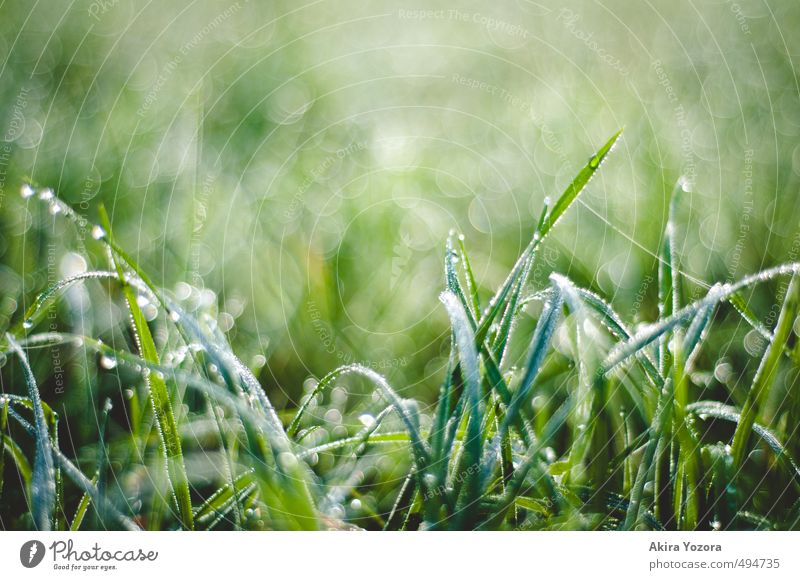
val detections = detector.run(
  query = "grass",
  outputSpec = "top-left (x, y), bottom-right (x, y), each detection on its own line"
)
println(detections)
top-left (1, 130), bottom-right (800, 531)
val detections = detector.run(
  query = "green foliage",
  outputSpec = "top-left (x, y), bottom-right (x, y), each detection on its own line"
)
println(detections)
top-left (2, 131), bottom-right (800, 532)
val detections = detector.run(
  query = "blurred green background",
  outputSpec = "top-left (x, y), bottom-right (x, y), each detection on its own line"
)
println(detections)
top-left (1, 0), bottom-right (799, 484)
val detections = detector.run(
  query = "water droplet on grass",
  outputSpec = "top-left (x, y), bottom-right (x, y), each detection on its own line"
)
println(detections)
top-left (91, 225), bottom-right (106, 240)
top-left (358, 413), bottom-right (376, 427)
top-left (20, 184), bottom-right (35, 198)
top-left (100, 355), bottom-right (117, 369)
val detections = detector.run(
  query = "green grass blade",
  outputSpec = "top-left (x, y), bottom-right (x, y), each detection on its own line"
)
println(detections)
top-left (572, 285), bottom-right (662, 391)
top-left (623, 378), bottom-right (675, 529)
top-left (98, 207), bottom-right (194, 530)
top-left (445, 235), bottom-right (478, 327)
top-left (538, 129), bottom-right (623, 239)
top-left (475, 129), bottom-right (622, 351)
top-left (731, 274), bottom-right (800, 468)
top-left (440, 290), bottom-right (483, 526)
top-left (94, 398), bottom-right (112, 528)
top-left (194, 470), bottom-right (256, 526)
top-left (430, 340), bottom-right (456, 466)
top-left (5, 334), bottom-right (55, 530)
top-left (6, 406), bottom-right (139, 530)
top-left (688, 401), bottom-right (800, 485)
top-left (2, 433), bottom-right (32, 487)
top-left (317, 364), bottom-right (430, 467)
top-left (298, 431), bottom-right (411, 458)
top-left (501, 276), bottom-right (563, 437)
top-left (20, 271), bottom-right (117, 331)
top-left (70, 474), bottom-right (98, 531)
top-left (457, 234), bottom-right (481, 316)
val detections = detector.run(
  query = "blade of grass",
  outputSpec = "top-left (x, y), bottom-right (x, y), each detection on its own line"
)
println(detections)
top-left (500, 275), bottom-right (564, 439)
top-left (69, 474), bottom-right (98, 531)
top-left (5, 334), bottom-right (54, 530)
top-left (539, 129), bottom-right (623, 238)
top-left (731, 274), bottom-right (800, 468)
top-left (6, 406), bottom-right (139, 530)
top-left (688, 401), bottom-right (800, 485)
top-left (440, 290), bottom-right (483, 527)
top-left (98, 206), bottom-right (194, 530)
top-left (457, 234), bottom-right (481, 316)
top-left (475, 129), bottom-right (623, 348)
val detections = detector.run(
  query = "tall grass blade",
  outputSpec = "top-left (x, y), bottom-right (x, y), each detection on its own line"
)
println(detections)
top-left (440, 290), bottom-right (483, 526)
top-left (731, 274), bottom-right (800, 468)
top-left (5, 334), bottom-right (55, 530)
top-left (98, 207), bottom-right (194, 530)
top-left (475, 129), bottom-right (623, 347)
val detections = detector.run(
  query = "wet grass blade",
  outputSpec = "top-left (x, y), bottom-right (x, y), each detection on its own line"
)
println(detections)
top-left (501, 276), bottom-right (563, 437)
top-left (194, 470), bottom-right (257, 527)
top-left (440, 290), bottom-right (483, 526)
top-left (688, 401), bottom-right (800, 485)
top-left (457, 234), bottom-right (481, 316)
top-left (6, 405), bottom-right (139, 530)
top-left (731, 274), bottom-right (800, 468)
top-left (311, 364), bottom-right (430, 469)
top-left (474, 130), bottom-right (623, 350)
top-left (19, 271), bottom-right (117, 332)
top-left (5, 334), bottom-right (55, 530)
top-left (70, 474), bottom-right (98, 531)
top-left (538, 129), bottom-right (623, 239)
top-left (98, 206), bottom-right (194, 530)
top-left (0, 398), bottom-right (6, 500)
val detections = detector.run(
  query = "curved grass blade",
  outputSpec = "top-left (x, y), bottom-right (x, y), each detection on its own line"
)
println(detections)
top-left (614, 264), bottom-right (800, 373)
top-left (294, 364), bottom-right (429, 468)
top-left (0, 397), bottom-right (6, 499)
top-left (20, 271), bottom-right (117, 331)
top-left (194, 470), bottom-right (257, 527)
top-left (5, 334), bottom-right (55, 530)
top-left (688, 401), bottom-right (800, 485)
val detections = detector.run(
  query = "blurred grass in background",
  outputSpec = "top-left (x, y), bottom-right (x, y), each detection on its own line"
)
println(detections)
top-left (1, 0), bottom-right (800, 525)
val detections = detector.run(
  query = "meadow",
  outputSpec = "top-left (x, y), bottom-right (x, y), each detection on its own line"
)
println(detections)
top-left (1, 0), bottom-right (800, 530)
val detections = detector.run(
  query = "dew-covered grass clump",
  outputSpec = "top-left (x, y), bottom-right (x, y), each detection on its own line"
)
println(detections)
top-left (2, 130), bottom-right (799, 531)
